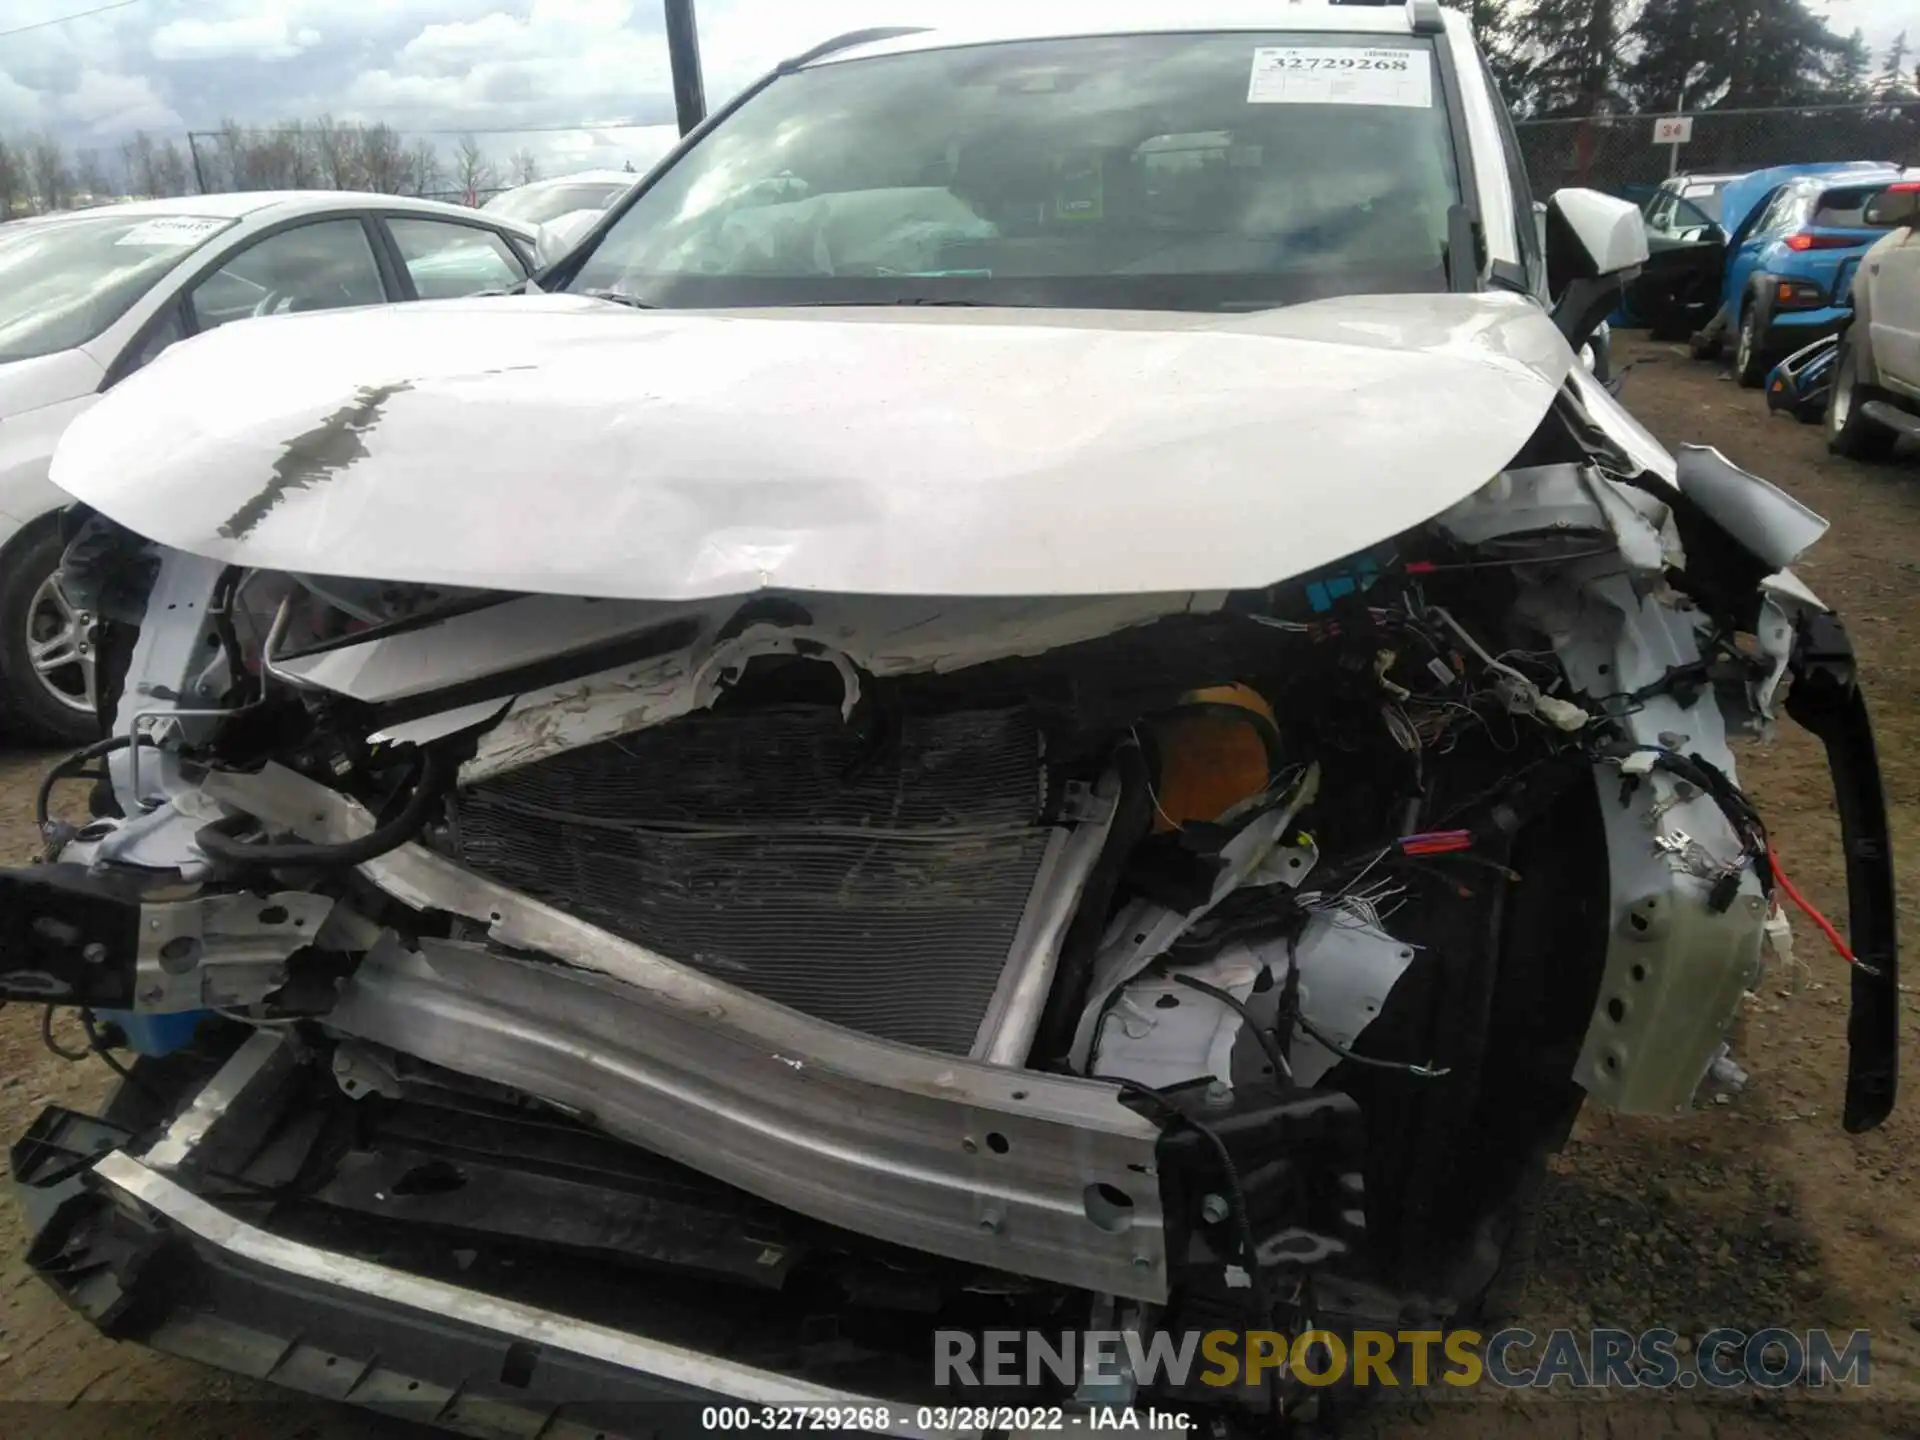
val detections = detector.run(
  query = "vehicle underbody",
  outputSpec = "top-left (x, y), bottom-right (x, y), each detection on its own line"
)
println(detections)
top-left (0, 376), bottom-right (1899, 1436)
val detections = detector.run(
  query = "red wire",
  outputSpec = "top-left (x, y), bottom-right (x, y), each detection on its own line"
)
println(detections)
top-left (1767, 845), bottom-right (1856, 966)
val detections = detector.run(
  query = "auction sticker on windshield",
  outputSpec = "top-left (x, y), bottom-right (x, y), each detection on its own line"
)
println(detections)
top-left (115, 216), bottom-right (228, 247)
top-left (1247, 47), bottom-right (1432, 107)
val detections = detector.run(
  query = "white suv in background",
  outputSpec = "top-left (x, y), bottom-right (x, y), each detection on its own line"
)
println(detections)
top-left (0, 191), bottom-right (538, 742)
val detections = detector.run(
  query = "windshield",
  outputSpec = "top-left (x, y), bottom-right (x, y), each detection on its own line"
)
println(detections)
top-left (566, 31), bottom-right (1461, 311)
top-left (0, 211), bottom-right (235, 364)
top-left (1680, 182), bottom-right (1725, 222)
top-left (488, 182), bottom-right (631, 226)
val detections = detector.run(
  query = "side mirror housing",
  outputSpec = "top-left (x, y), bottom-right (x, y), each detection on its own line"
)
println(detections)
top-left (1546, 188), bottom-right (1649, 351)
top-left (1863, 182), bottom-right (1920, 229)
top-left (1546, 187), bottom-right (1649, 286)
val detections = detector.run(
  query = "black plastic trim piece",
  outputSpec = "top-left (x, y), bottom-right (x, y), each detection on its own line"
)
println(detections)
top-left (1783, 611), bottom-right (1899, 1133)
top-left (17, 1176), bottom-right (742, 1437)
top-left (0, 866), bottom-right (142, 1009)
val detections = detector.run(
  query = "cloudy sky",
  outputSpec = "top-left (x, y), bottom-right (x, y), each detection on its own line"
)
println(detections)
top-left (1, 0), bottom-right (1912, 176)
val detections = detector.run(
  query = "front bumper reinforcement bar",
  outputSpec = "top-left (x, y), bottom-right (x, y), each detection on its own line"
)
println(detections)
top-left (198, 763), bottom-right (1170, 1299)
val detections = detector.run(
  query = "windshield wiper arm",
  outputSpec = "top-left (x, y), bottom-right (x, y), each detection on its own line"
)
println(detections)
top-left (582, 289), bottom-right (657, 309)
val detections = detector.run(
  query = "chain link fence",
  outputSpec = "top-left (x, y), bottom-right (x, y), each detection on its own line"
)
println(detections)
top-left (1515, 102), bottom-right (1920, 202)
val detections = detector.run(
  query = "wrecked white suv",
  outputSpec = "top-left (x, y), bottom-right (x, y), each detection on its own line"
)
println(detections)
top-left (2, 4), bottom-right (1897, 1432)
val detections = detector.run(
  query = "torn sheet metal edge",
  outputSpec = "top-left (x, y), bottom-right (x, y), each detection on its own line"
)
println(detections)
top-left (1433, 462), bottom-right (1666, 574)
top-left (1673, 444), bottom-right (1829, 571)
top-left (91, 1151), bottom-right (970, 1430)
top-left (1761, 567), bottom-right (1829, 615)
top-left (459, 594), bottom-right (1225, 783)
top-left (265, 587), bottom-right (1226, 783)
top-left (200, 763), bottom-right (1168, 1299)
top-left (1568, 363), bottom-right (1674, 482)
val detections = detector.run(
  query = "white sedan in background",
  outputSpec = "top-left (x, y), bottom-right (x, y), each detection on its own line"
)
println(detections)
top-left (484, 170), bottom-right (639, 263)
top-left (0, 190), bottom-right (540, 743)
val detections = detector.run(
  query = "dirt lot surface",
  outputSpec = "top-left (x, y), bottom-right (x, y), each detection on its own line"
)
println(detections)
top-left (0, 334), bottom-right (1917, 1437)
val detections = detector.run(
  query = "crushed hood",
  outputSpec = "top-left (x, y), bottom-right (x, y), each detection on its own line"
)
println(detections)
top-left (52, 291), bottom-right (1578, 599)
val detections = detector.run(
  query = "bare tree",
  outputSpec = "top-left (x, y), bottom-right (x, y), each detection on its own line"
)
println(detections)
top-left (405, 138), bottom-right (445, 197)
top-left (28, 130), bottom-right (67, 211)
top-left (510, 146), bottom-right (539, 186)
top-left (237, 122), bottom-right (317, 191)
top-left (153, 137), bottom-right (191, 197)
top-left (312, 115), bottom-right (362, 190)
top-left (72, 146), bottom-right (111, 202)
top-left (359, 123), bottom-right (409, 193)
top-left (121, 131), bottom-right (158, 197)
top-left (0, 135), bottom-right (26, 219)
top-left (211, 117), bottom-right (253, 191)
top-left (272, 120), bottom-right (320, 189)
top-left (453, 134), bottom-right (497, 203)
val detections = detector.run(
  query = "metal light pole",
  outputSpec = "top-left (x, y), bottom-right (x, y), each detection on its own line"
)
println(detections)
top-left (664, 0), bottom-right (707, 136)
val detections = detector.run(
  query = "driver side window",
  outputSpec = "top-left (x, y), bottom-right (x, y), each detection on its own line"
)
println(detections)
top-left (188, 219), bottom-right (386, 333)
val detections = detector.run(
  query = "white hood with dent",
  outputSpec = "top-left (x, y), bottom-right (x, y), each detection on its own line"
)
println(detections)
top-left (51, 292), bottom-right (1580, 600)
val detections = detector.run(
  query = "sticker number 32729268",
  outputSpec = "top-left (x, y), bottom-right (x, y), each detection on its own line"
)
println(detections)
top-left (1247, 47), bottom-right (1433, 108)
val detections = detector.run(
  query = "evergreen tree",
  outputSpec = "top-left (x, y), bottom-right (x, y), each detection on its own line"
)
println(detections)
top-left (1512, 0), bottom-right (1624, 115)
top-left (1834, 29), bottom-right (1872, 100)
top-left (1620, 0), bottom-right (1853, 109)
top-left (1468, 0), bottom-right (1532, 110)
top-left (1718, 0), bottom-right (1851, 105)
top-left (1622, 0), bottom-right (1718, 110)
top-left (1877, 30), bottom-right (1915, 99)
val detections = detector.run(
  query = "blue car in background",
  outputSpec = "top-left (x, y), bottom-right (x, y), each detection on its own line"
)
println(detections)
top-left (1695, 161), bottom-right (1909, 386)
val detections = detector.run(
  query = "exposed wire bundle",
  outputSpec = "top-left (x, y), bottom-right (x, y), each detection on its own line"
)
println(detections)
top-left (1396, 828), bottom-right (1474, 856)
top-left (1768, 844), bottom-right (1866, 972)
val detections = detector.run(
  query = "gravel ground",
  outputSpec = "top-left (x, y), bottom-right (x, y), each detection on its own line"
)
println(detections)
top-left (0, 334), bottom-right (1917, 1436)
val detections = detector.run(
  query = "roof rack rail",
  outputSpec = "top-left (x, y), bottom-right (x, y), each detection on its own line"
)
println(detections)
top-left (780, 27), bottom-right (931, 72)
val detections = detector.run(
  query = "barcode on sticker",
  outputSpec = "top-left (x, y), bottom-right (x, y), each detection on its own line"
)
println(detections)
top-left (1248, 47), bottom-right (1433, 108)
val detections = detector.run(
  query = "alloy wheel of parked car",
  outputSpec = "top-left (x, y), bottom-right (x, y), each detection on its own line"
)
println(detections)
top-left (1826, 339), bottom-right (1899, 462)
top-left (27, 574), bottom-right (96, 716)
top-left (0, 526), bottom-right (100, 746)
top-left (1734, 306), bottom-right (1766, 388)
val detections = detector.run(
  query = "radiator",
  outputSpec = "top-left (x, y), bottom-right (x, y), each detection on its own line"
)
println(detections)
top-left (450, 705), bottom-right (1053, 1055)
